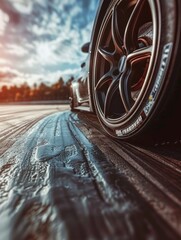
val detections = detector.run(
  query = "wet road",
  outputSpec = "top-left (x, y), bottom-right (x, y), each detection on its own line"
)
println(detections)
top-left (0, 104), bottom-right (68, 155)
top-left (0, 106), bottom-right (180, 240)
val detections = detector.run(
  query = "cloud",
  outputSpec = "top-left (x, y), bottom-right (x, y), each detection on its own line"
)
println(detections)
top-left (0, 65), bottom-right (79, 87)
top-left (6, 43), bottom-right (28, 57)
top-left (10, 1), bottom-right (33, 15)
top-left (0, 70), bottom-right (17, 79)
top-left (0, 0), bottom-right (99, 86)
top-left (0, 67), bottom-right (19, 85)
top-left (0, 9), bottom-right (9, 35)
top-left (0, 58), bottom-right (9, 64)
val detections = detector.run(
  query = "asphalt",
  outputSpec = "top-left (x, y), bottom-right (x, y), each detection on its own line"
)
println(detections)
top-left (0, 106), bottom-right (180, 240)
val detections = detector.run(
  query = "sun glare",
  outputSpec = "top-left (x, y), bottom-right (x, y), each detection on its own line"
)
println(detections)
top-left (37, 43), bottom-right (53, 63)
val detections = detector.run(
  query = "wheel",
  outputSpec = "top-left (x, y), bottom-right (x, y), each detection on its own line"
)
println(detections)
top-left (90, 0), bottom-right (181, 144)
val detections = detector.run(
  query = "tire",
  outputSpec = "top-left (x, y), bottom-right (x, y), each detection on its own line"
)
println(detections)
top-left (90, 0), bottom-right (181, 144)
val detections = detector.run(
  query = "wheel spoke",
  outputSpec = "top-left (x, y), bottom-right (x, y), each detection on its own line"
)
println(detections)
top-left (127, 45), bottom-right (152, 64)
top-left (104, 80), bottom-right (119, 117)
top-left (94, 0), bottom-right (155, 124)
top-left (95, 73), bottom-right (112, 91)
top-left (124, 0), bottom-right (146, 53)
top-left (119, 71), bottom-right (134, 112)
top-left (112, 5), bottom-right (123, 53)
top-left (98, 47), bottom-right (114, 64)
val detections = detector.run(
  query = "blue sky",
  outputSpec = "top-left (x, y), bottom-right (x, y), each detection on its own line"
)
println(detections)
top-left (0, 0), bottom-right (99, 86)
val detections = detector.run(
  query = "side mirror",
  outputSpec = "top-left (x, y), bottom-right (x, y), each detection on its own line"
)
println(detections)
top-left (81, 42), bottom-right (90, 53)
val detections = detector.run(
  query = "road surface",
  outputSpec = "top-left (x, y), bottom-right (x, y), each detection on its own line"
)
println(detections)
top-left (0, 105), bottom-right (180, 240)
top-left (0, 104), bottom-right (69, 155)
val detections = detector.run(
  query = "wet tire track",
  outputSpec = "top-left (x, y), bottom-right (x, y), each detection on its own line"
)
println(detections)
top-left (0, 114), bottom-right (61, 240)
top-left (0, 111), bottom-right (180, 239)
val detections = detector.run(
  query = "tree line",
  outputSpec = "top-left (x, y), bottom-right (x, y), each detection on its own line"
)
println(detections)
top-left (0, 77), bottom-right (73, 102)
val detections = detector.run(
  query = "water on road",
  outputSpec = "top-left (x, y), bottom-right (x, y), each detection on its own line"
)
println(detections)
top-left (0, 105), bottom-right (180, 240)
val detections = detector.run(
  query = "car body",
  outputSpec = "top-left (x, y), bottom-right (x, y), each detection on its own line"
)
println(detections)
top-left (70, 53), bottom-right (90, 110)
top-left (71, 0), bottom-right (181, 144)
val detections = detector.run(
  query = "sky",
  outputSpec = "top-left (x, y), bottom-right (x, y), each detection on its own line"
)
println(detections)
top-left (0, 0), bottom-right (99, 87)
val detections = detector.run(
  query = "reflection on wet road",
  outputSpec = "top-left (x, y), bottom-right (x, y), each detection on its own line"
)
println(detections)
top-left (0, 107), bottom-right (180, 239)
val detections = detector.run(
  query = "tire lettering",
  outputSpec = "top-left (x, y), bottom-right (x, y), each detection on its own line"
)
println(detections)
top-left (144, 43), bottom-right (172, 116)
top-left (115, 43), bottom-right (172, 137)
top-left (116, 116), bottom-right (143, 136)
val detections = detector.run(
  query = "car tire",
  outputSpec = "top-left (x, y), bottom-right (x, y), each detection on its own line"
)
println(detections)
top-left (90, 0), bottom-right (181, 145)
